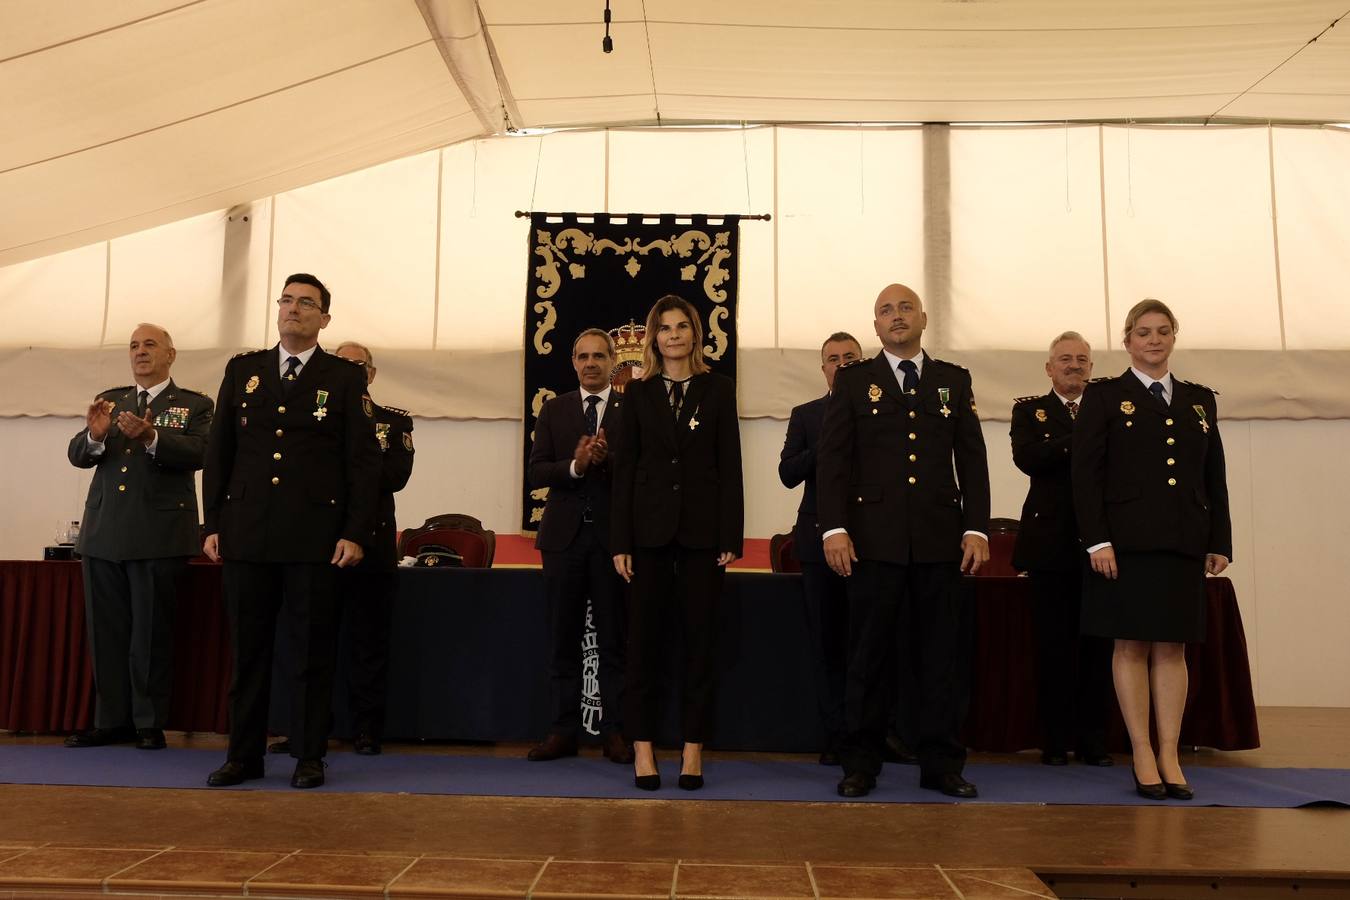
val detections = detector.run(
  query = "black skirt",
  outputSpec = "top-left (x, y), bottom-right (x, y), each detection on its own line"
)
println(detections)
top-left (1080, 550), bottom-right (1206, 643)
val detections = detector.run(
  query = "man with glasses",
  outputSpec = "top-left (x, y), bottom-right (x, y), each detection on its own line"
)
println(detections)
top-left (202, 273), bottom-right (381, 789)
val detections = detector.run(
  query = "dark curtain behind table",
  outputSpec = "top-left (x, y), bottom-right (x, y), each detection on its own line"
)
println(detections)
top-left (521, 212), bottom-right (742, 532)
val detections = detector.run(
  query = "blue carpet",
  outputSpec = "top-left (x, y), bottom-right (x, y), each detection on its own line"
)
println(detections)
top-left (2, 746), bottom-right (1347, 808)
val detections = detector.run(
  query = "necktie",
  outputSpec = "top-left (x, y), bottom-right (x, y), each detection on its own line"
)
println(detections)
top-left (670, 379), bottom-right (685, 418)
top-left (584, 394), bottom-right (601, 437)
top-left (898, 359), bottom-right (918, 395)
top-left (282, 356), bottom-right (301, 395)
top-left (1066, 400), bottom-right (1078, 420)
top-left (1148, 381), bottom-right (1167, 407)
top-left (136, 390), bottom-right (149, 419)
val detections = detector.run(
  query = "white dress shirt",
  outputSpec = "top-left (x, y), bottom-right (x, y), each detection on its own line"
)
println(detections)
top-left (87, 378), bottom-right (170, 456)
top-left (569, 385), bottom-right (613, 479)
top-left (280, 344), bottom-right (319, 379)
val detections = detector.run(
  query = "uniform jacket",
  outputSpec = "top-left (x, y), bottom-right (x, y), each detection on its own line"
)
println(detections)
top-left (1010, 390), bottom-right (1079, 573)
top-left (817, 351), bottom-right (991, 565)
top-left (364, 399), bottom-right (415, 570)
top-left (529, 388), bottom-right (623, 554)
top-left (778, 394), bottom-right (828, 564)
top-left (611, 372), bottom-right (744, 556)
top-left (202, 346), bottom-right (382, 563)
top-left (1072, 370), bottom-right (1232, 560)
top-left (68, 380), bottom-right (213, 561)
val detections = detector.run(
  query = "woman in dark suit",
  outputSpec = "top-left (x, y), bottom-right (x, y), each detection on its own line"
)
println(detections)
top-left (612, 294), bottom-right (744, 791)
top-left (1073, 298), bottom-right (1232, 801)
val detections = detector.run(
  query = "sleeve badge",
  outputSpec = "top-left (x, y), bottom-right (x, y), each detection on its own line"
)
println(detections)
top-left (403, 432), bottom-right (414, 451)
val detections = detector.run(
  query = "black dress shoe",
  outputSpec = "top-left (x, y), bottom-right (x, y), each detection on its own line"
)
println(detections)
top-left (1077, 749), bottom-right (1115, 767)
top-left (207, 759), bottom-right (264, 787)
top-left (1163, 780), bottom-right (1194, 800)
top-left (135, 729), bottom-right (166, 750)
top-left (353, 732), bottom-right (381, 756)
top-left (64, 726), bottom-right (136, 748)
top-left (526, 733), bottom-right (578, 762)
top-left (920, 773), bottom-right (978, 798)
top-left (291, 759), bottom-right (326, 789)
top-left (601, 731), bottom-right (635, 765)
top-left (881, 733), bottom-right (918, 765)
top-left (1041, 750), bottom-right (1069, 766)
top-left (267, 738), bottom-right (292, 755)
top-left (634, 773), bottom-right (661, 791)
top-left (836, 773), bottom-right (876, 798)
top-left (678, 773), bottom-right (704, 791)
top-left (1133, 771), bottom-right (1167, 800)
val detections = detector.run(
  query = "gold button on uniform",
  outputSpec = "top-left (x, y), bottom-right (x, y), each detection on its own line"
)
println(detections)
top-left (117, 485), bottom-right (126, 492)
top-left (1167, 458), bottom-right (1175, 466)
top-left (871, 409), bottom-right (877, 415)
top-left (908, 432), bottom-right (917, 440)
top-left (908, 454), bottom-right (917, 462)
top-left (1165, 418), bottom-right (1174, 426)
top-left (278, 406), bottom-right (286, 413)
top-left (124, 448), bottom-right (132, 455)
top-left (275, 429), bottom-right (284, 437)
top-left (907, 476), bottom-right (917, 484)
top-left (1166, 437), bottom-right (1175, 445)
top-left (273, 452), bottom-right (282, 460)
top-left (908, 411), bottom-right (917, 419)
top-left (1168, 478), bottom-right (1177, 486)
top-left (271, 476), bottom-right (280, 485)
top-left (120, 466), bottom-right (128, 473)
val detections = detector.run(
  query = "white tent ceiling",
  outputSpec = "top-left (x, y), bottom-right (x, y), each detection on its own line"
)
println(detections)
top-left (3, 0), bottom-right (1349, 266)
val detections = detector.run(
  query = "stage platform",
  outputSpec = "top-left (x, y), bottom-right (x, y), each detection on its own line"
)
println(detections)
top-left (1, 708), bottom-right (1348, 899)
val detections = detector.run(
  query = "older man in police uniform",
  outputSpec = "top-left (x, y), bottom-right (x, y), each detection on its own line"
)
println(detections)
top-left (202, 273), bottom-right (381, 789)
top-left (65, 323), bottom-right (213, 750)
top-left (818, 283), bottom-right (990, 799)
top-left (1010, 331), bottom-right (1113, 768)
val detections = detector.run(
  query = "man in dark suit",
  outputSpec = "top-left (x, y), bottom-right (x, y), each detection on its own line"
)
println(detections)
top-left (65, 323), bottom-right (213, 751)
top-left (1010, 331), bottom-right (1113, 768)
top-left (526, 328), bottom-right (632, 765)
top-left (202, 273), bottom-right (381, 789)
top-left (818, 283), bottom-right (990, 799)
top-left (779, 331), bottom-right (861, 765)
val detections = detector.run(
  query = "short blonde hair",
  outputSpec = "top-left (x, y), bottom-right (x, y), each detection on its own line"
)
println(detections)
top-left (1048, 330), bottom-right (1090, 356)
top-left (1122, 299), bottom-right (1179, 341)
top-left (640, 295), bottom-right (710, 380)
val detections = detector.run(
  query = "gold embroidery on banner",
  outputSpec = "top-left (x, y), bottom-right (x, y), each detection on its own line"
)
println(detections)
top-left (532, 301), bottom-right (557, 355)
top-left (531, 225), bottom-right (734, 303)
top-left (530, 487), bottom-right (549, 501)
top-left (531, 388), bottom-right (557, 419)
top-left (533, 230), bottom-right (561, 298)
top-left (530, 506), bottom-right (544, 523)
top-left (624, 257), bottom-right (642, 278)
top-left (704, 307), bottom-right (728, 360)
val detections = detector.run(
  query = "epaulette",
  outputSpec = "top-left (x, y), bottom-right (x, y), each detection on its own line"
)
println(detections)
top-left (177, 387), bottom-right (211, 399)
top-left (99, 385), bottom-right (133, 397)
top-left (1013, 395), bottom-right (1040, 404)
top-left (339, 356), bottom-right (365, 366)
top-left (1181, 379), bottom-right (1219, 396)
top-left (928, 356), bottom-right (969, 372)
top-left (837, 358), bottom-right (868, 369)
top-left (1087, 376), bottom-right (1111, 384)
top-left (230, 349), bottom-right (267, 359)
top-left (383, 405), bottom-right (411, 418)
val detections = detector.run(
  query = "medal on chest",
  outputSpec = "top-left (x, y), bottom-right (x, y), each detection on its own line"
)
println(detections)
top-left (314, 390), bottom-right (329, 421)
top-left (938, 387), bottom-right (951, 417)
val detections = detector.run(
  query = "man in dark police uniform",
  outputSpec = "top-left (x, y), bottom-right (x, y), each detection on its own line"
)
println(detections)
top-left (202, 273), bottom-right (380, 789)
top-left (66, 323), bottom-right (213, 751)
top-left (818, 283), bottom-right (990, 799)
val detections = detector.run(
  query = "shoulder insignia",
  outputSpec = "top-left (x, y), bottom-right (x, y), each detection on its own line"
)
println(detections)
top-left (837, 358), bottom-right (868, 370)
top-left (1087, 376), bottom-right (1112, 384)
top-left (178, 387), bottom-right (211, 399)
top-left (1013, 395), bottom-right (1040, 404)
top-left (402, 431), bottom-right (414, 451)
top-left (340, 355), bottom-right (365, 366)
top-left (230, 348), bottom-right (267, 360)
top-left (383, 405), bottom-right (410, 418)
top-left (100, 385), bottom-right (133, 396)
top-left (1180, 379), bottom-right (1219, 396)
top-left (928, 356), bottom-right (969, 372)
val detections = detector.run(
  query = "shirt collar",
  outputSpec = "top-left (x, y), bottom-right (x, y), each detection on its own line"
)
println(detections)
top-left (278, 344), bottom-right (319, 371)
top-left (581, 385), bottom-right (612, 406)
top-left (134, 378), bottom-right (171, 402)
top-left (881, 348), bottom-right (923, 378)
top-left (1129, 367), bottom-right (1172, 395)
top-left (1052, 390), bottom-right (1082, 407)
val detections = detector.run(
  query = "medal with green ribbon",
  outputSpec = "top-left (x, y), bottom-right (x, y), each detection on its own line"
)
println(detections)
top-left (314, 390), bottom-right (329, 421)
top-left (938, 386), bottom-right (951, 418)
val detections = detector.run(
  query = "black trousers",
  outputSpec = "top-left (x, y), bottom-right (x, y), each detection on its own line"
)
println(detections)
top-left (542, 524), bottom-right (626, 738)
top-left (81, 555), bottom-right (186, 730)
top-left (625, 544), bottom-right (723, 744)
top-left (223, 561), bottom-right (337, 761)
top-left (341, 566), bottom-right (396, 738)
top-left (841, 559), bottom-right (971, 779)
top-left (1030, 568), bottom-right (1113, 755)
top-left (800, 561), bottom-right (848, 748)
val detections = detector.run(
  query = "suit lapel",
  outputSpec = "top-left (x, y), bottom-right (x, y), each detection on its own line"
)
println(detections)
top-left (261, 347), bottom-right (285, 400)
top-left (648, 378), bottom-right (679, 450)
top-left (598, 391), bottom-right (621, 435)
top-left (867, 352), bottom-right (906, 404)
top-left (1119, 369), bottom-right (1165, 418)
top-left (1044, 390), bottom-right (1073, 430)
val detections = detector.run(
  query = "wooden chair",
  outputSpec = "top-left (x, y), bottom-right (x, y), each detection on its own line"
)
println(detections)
top-left (769, 532), bottom-right (801, 574)
top-left (397, 514), bottom-right (497, 569)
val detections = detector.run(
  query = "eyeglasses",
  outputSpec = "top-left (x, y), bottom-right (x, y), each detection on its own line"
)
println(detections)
top-left (277, 296), bottom-right (323, 311)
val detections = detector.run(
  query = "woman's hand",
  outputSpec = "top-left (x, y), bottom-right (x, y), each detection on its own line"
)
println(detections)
top-left (1090, 546), bottom-right (1118, 580)
top-left (613, 553), bottom-right (633, 582)
top-left (1205, 553), bottom-right (1229, 575)
top-left (717, 552), bottom-right (737, 567)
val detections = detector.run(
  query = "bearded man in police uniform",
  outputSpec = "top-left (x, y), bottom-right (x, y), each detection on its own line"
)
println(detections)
top-left (202, 273), bottom-right (381, 789)
top-left (65, 323), bottom-right (213, 751)
top-left (817, 283), bottom-right (990, 799)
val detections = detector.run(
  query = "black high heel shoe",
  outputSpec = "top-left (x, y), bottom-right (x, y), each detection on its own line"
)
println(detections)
top-left (1133, 771), bottom-right (1167, 801)
top-left (634, 773), bottom-right (661, 791)
top-left (678, 773), bottom-right (704, 791)
top-left (1163, 780), bottom-right (1194, 800)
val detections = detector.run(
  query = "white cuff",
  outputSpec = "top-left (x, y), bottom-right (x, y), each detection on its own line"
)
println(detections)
top-left (1086, 541), bottom-right (1111, 554)
top-left (568, 460), bottom-right (582, 479)
top-left (821, 527), bottom-right (847, 541)
top-left (145, 432), bottom-right (159, 456)
top-left (85, 433), bottom-right (106, 455)
top-left (963, 530), bottom-right (988, 541)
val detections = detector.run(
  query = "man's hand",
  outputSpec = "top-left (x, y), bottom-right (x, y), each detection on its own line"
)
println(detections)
top-left (613, 553), bottom-right (633, 583)
top-left (1090, 546), bottom-right (1118, 580)
top-left (572, 435), bottom-right (596, 475)
top-left (960, 534), bottom-right (990, 575)
top-left (824, 532), bottom-right (856, 577)
top-left (86, 399), bottom-right (113, 441)
top-left (717, 551), bottom-right (737, 567)
top-left (1205, 553), bottom-right (1229, 576)
top-left (117, 409), bottom-right (156, 446)
top-left (203, 533), bottom-right (220, 562)
top-left (332, 539), bottom-right (364, 568)
top-left (588, 427), bottom-right (609, 465)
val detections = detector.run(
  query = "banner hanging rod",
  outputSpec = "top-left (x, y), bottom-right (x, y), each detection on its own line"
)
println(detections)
top-left (514, 210), bottom-right (771, 221)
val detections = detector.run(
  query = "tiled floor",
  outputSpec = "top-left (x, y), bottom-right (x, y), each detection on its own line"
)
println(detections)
top-left (0, 849), bottom-right (1054, 898)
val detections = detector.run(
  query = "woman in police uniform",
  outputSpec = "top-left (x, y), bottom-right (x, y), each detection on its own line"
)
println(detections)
top-left (612, 295), bottom-right (744, 792)
top-left (1072, 299), bottom-right (1232, 801)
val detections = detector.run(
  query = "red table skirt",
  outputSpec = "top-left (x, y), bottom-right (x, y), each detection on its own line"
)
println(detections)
top-left (0, 561), bottom-right (1258, 751)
